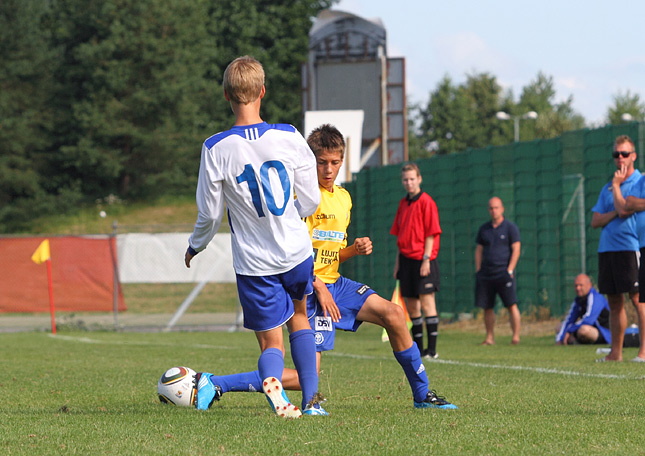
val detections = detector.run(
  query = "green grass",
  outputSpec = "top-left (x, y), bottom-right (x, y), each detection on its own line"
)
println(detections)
top-left (2, 325), bottom-right (644, 455)
top-left (26, 194), bottom-right (203, 235)
top-left (122, 283), bottom-right (239, 314)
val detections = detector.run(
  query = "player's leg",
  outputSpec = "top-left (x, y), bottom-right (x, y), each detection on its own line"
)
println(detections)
top-left (636, 249), bottom-right (645, 361)
top-left (282, 257), bottom-right (321, 413)
top-left (498, 273), bottom-right (520, 345)
top-left (508, 304), bottom-right (521, 345)
top-left (606, 294), bottom-right (626, 361)
top-left (420, 292), bottom-right (438, 357)
top-left (256, 327), bottom-right (302, 417)
top-left (632, 291), bottom-right (645, 360)
top-left (575, 325), bottom-right (600, 344)
top-left (357, 294), bottom-right (410, 351)
top-left (353, 291), bottom-right (455, 409)
top-left (398, 254), bottom-right (425, 353)
top-left (476, 275), bottom-right (496, 345)
top-left (419, 259), bottom-right (440, 357)
top-left (482, 308), bottom-right (496, 345)
top-left (285, 296), bottom-right (318, 410)
top-left (204, 351), bottom-right (319, 401)
top-left (359, 294), bottom-right (428, 401)
top-left (405, 297), bottom-right (424, 354)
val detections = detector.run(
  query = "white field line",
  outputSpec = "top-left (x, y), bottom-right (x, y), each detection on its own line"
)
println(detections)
top-left (326, 352), bottom-right (645, 380)
top-left (48, 333), bottom-right (233, 350)
top-left (49, 334), bottom-right (645, 381)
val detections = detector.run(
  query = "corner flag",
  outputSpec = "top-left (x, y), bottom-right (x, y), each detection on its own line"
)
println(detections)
top-left (382, 280), bottom-right (412, 342)
top-left (31, 239), bottom-right (56, 334)
top-left (31, 239), bottom-right (51, 264)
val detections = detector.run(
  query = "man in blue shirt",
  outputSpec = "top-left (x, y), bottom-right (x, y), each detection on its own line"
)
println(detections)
top-left (556, 274), bottom-right (611, 345)
top-left (591, 135), bottom-right (641, 362)
top-left (608, 134), bottom-right (645, 362)
top-left (475, 197), bottom-right (521, 345)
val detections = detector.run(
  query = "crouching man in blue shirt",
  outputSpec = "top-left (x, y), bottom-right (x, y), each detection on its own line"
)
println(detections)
top-left (556, 274), bottom-right (611, 345)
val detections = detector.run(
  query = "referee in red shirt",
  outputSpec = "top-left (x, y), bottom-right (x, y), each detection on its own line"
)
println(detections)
top-left (391, 163), bottom-right (442, 359)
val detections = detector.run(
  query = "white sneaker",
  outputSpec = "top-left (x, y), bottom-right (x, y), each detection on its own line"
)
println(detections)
top-left (262, 377), bottom-right (301, 419)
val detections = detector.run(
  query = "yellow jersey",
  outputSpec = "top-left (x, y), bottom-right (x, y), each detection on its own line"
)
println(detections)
top-left (306, 185), bottom-right (352, 283)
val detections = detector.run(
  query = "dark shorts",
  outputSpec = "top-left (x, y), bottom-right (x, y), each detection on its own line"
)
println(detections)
top-left (397, 254), bottom-right (440, 298)
top-left (639, 248), bottom-right (645, 303)
top-left (598, 251), bottom-right (639, 296)
top-left (475, 272), bottom-right (517, 309)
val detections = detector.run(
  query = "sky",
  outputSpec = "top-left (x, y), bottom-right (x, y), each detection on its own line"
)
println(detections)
top-left (333, 0), bottom-right (645, 125)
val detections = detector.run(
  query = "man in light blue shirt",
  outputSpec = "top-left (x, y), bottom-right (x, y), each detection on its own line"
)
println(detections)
top-left (592, 135), bottom-right (641, 362)
top-left (611, 135), bottom-right (645, 362)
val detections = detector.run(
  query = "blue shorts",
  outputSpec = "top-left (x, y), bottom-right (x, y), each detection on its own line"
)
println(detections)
top-left (236, 257), bottom-right (314, 332)
top-left (308, 275), bottom-right (376, 352)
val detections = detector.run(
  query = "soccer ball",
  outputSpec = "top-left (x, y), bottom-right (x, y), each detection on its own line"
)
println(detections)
top-left (157, 366), bottom-right (197, 407)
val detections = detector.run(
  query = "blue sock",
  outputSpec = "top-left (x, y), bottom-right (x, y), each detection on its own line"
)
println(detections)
top-left (394, 344), bottom-right (429, 402)
top-left (289, 329), bottom-right (318, 409)
top-left (258, 347), bottom-right (284, 386)
top-left (209, 371), bottom-right (262, 394)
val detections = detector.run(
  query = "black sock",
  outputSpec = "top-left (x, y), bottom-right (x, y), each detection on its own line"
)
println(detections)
top-left (425, 315), bottom-right (439, 355)
top-left (411, 317), bottom-right (424, 354)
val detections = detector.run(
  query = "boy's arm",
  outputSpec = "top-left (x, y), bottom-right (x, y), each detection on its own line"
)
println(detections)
top-left (339, 237), bottom-right (372, 263)
top-left (293, 148), bottom-right (321, 218)
top-left (313, 277), bottom-right (340, 322)
top-left (186, 146), bottom-right (226, 267)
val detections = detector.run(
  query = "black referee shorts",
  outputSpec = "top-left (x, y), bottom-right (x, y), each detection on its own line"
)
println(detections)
top-left (397, 254), bottom-right (440, 298)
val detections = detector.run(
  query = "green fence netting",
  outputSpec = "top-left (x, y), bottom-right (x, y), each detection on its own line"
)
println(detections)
top-left (342, 122), bottom-right (644, 318)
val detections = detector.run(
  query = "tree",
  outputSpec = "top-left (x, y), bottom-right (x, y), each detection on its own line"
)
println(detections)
top-left (606, 90), bottom-right (645, 124)
top-left (415, 73), bottom-right (508, 155)
top-left (0, 0), bottom-right (60, 231)
top-left (410, 71), bottom-right (587, 155)
top-left (516, 72), bottom-right (584, 140)
top-left (45, 0), bottom-right (218, 200)
top-left (416, 75), bottom-right (469, 155)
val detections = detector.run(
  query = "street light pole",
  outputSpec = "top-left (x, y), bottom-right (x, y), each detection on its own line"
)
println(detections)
top-left (495, 111), bottom-right (539, 142)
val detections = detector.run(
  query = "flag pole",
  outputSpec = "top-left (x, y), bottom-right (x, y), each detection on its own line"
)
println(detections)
top-left (46, 258), bottom-right (56, 334)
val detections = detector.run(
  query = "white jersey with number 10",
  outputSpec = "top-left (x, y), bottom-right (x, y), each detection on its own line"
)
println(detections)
top-left (188, 122), bottom-right (320, 276)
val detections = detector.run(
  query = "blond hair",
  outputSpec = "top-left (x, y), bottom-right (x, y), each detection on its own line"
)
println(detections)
top-left (223, 56), bottom-right (265, 105)
top-left (401, 162), bottom-right (422, 178)
top-left (615, 135), bottom-right (635, 151)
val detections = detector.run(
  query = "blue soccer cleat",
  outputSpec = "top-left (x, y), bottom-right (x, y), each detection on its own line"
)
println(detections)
top-left (414, 390), bottom-right (458, 410)
top-left (303, 393), bottom-right (329, 416)
top-left (262, 377), bottom-right (301, 419)
top-left (194, 372), bottom-right (222, 410)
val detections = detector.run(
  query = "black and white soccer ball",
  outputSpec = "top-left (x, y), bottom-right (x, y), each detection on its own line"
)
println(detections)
top-left (157, 366), bottom-right (197, 407)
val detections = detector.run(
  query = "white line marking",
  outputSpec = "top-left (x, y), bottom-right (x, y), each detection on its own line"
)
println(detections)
top-left (326, 352), bottom-right (645, 380)
top-left (48, 334), bottom-right (233, 350)
top-left (48, 335), bottom-right (645, 381)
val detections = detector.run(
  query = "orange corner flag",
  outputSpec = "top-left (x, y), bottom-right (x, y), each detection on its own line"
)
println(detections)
top-left (31, 239), bottom-right (51, 264)
top-left (382, 281), bottom-right (412, 342)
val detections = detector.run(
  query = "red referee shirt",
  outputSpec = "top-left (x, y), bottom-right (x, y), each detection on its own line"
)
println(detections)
top-left (390, 191), bottom-right (441, 260)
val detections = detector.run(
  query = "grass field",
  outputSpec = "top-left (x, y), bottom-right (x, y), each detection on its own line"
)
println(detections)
top-left (3, 324), bottom-right (644, 455)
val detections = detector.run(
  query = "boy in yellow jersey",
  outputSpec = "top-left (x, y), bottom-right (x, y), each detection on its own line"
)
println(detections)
top-left (197, 124), bottom-right (456, 410)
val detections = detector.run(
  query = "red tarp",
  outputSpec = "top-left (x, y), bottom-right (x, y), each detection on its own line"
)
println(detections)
top-left (0, 236), bottom-right (126, 313)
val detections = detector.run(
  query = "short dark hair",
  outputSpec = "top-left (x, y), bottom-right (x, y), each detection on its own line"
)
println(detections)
top-left (306, 124), bottom-right (345, 159)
